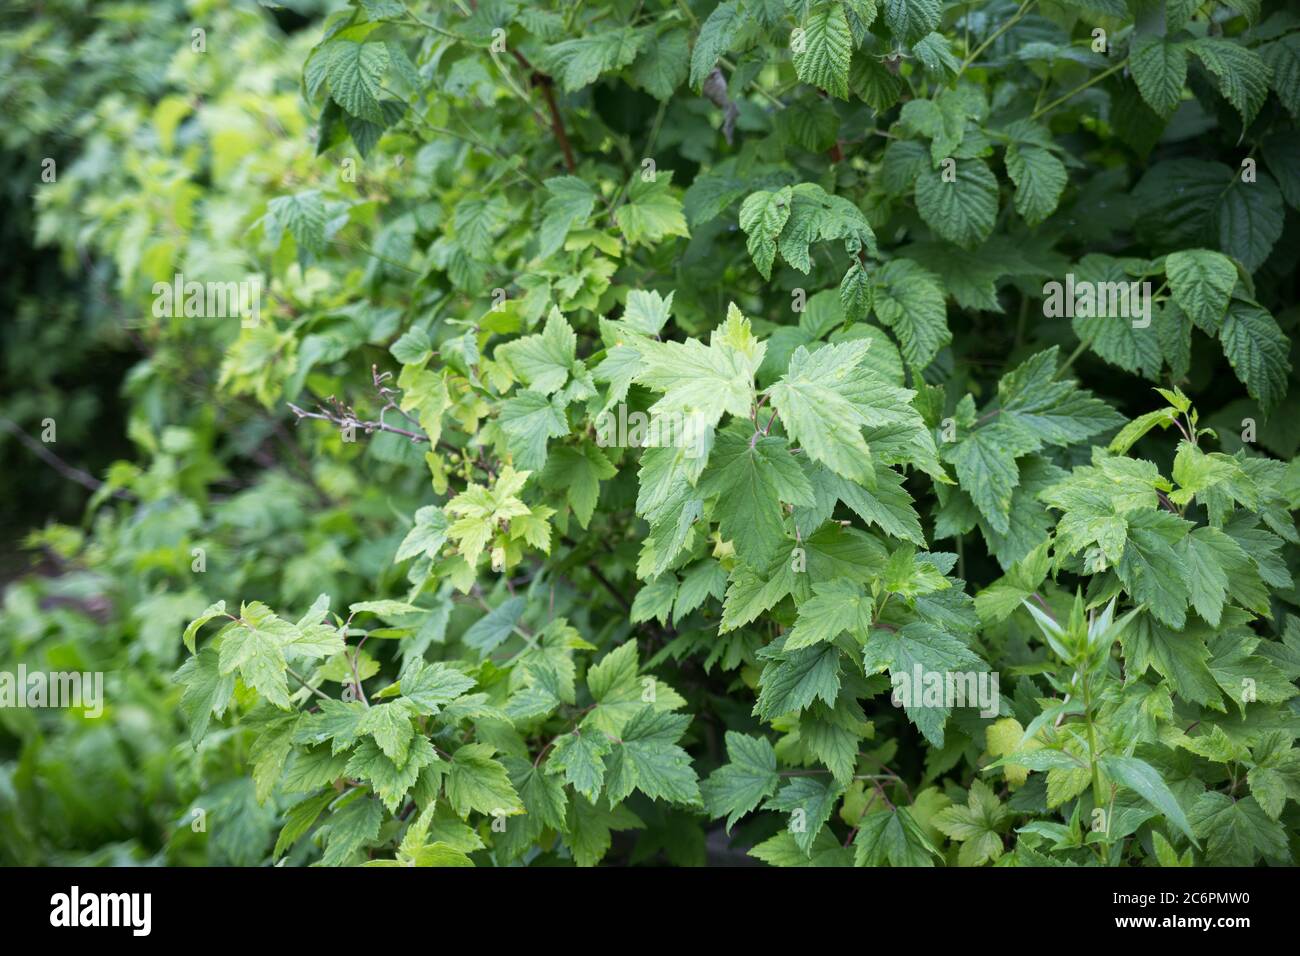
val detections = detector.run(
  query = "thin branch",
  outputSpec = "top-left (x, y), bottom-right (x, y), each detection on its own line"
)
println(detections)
top-left (287, 400), bottom-right (429, 444)
top-left (959, 0), bottom-right (1032, 76)
top-left (1052, 337), bottom-right (1093, 381)
top-left (0, 416), bottom-right (134, 500)
top-left (416, 117), bottom-right (546, 188)
top-left (1031, 59), bottom-right (1128, 121)
top-left (561, 534), bottom-right (632, 612)
top-left (286, 665), bottom-right (335, 703)
top-left (1030, 592), bottom-right (1059, 624)
top-left (587, 562), bottom-right (632, 612)
top-left (512, 49), bottom-right (577, 172)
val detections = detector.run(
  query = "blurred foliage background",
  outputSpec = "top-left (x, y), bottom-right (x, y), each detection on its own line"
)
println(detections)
top-left (0, 0), bottom-right (343, 865)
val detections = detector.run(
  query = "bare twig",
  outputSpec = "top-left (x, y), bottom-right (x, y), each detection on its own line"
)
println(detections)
top-left (511, 50), bottom-right (576, 172)
top-left (0, 416), bottom-right (134, 500)
top-left (287, 397), bottom-right (429, 444)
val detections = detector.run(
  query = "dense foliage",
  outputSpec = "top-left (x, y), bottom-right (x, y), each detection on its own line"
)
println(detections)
top-left (2, 0), bottom-right (1300, 868)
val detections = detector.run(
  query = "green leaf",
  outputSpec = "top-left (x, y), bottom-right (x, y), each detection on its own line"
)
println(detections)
top-left (539, 443), bottom-right (616, 528)
top-left (786, 579), bottom-right (873, 649)
top-left (1005, 144), bottom-right (1067, 226)
top-left (1107, 408), bottom-right (1180, 457)
top-left (755, 642), bottom-right (842, 719)
top-left (868, 621), bottom-right (986, 747)
top-left (765, 775), bottom-right (844, 855)
top-left (217, 603), bottom-right (294, 709)
top-left (769, 339), bottom-right (898, 484)
top-left (1261, 33), bottom-right (1300, 117)
top-left (603, 706), bottom-right (702, 806)
top-left (515, 763), bottom-right (570, 835)
top-left (1164, 249), bottom-right (1236, 333)
top-left (752, 826), bottom-right (853, 866)
top-left (633, 576), bottom-right (679, 626)
top-left (1117, 510), bottom-right (1193, 628)
top-left (265, 191), bottom-right (329, 258)
top-left (174, 647), bottom-right (236, 748)
top-left (395, 506), bottom-right (450, 563)
top-left (346, 735), bottom-right (437, 813)
top-left (738, 187), bottom-right (793, 280)
top-left (396, 363), bottom-right (449, 443)
top-left (326, 41), bottom-right (390, 122)
top-left (853, 807), bottom-right (938, 866)
top-left (1189, 792), bottom-right (1287, 865)
top-left (548, 730), bottom-right (613, 802)
top-left (932, 779), bottom-right (1011, 866)
top-left (453, 195), bottom-right (510, 259)
top-left (631, 28), bottom-right (690, 100)
top-left (499, 390), bottom-right (569, 471)
top-left (583, 638), bottom-right (688, 733)
top-left (900, 97), bottom-right (964, 164)
top-left (1261, 129), bottom-right (1300, 209)
top-left (1067, 256), bottom-right (1161, 380)
top-left (274, 792), bottom-right (334, 860)
top-left (793, 3), bottom-right (852, 99)
top-left (1219, 301), bottom-right (1291, 413)
top-left (1207, 631), bottom-right (1297, 713)
top-left (1122, 615), bottom-right (1222, 709)
top-left (839, 259), bottom-right (874, 323)
top-left (183, 601), bottom-right (228, 654)
top-left (616, 170), bottom-right (690, 246)
top-left (1247, 766), bottom-right (1290, 821)
top-left (462, 596), bottom-right (527, 658)
top-left (947, 350), bottom-right (1123, 531)
top-left (564, 794), bottom-right (644, 866)
top-left (319, 795), bottom-right (383, 866)
top-left (621, 289), bottom-right (674, 336)
top-left (496, 308), bottom-right (579, 396)
top-left (883, 0), bottom-right (941, 44)
top-left (851, 53), bottom-right (904, 111)
top-left (741, 183), bottom-right (876, 277)
top-left (811, 463), bottom-right (925, 548)
top-left (943, 422), bottom-right (1042, 535)
top-left (870, 258), bottom-right (950, 367)
top-left (585, 641), bottom-right (643, 718)
top-left (699, 427), bottom-right (814, 565)
top-left (399, 660), bottom-right (476, 715)
top-left (914, 158), bottom-right (999, 249)
top-left (912, 32), bottom-right (959, 80)
top-left (690, 1), bottom-right (748, 90)
top-left (543, 28), bottom-right (643, 92)
top-left (1190, 38), bottom-right (1271, 127)
top-left (701, 731), bottom-right (779, 831)
top-left (997, 346), bottom-right (1126, 446)
top-left (348, 599), bottom-right (421, 619)
top-left (1180, 528), bottom-right (1231, 627)
top-left (635, 302), bottom-right (764, 427)
top-left (538, 176), bottom-right (596, 258)
top-left (974, 539), bottom-right (1051, 624)
top-left (356, 700), bottom-right (416, 764)
top-left (1099, 755), bottom-right (1198, 846)
top-left (1215, 173), bottom-right (1284, 273)
top-left (1129, 35), bottom-right (1187, 117)
top-left (446, 743), bottom-right (524, 818)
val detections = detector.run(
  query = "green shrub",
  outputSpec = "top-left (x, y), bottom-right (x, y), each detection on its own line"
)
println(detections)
top-left (4, 0), bottom-right (1300, 867)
